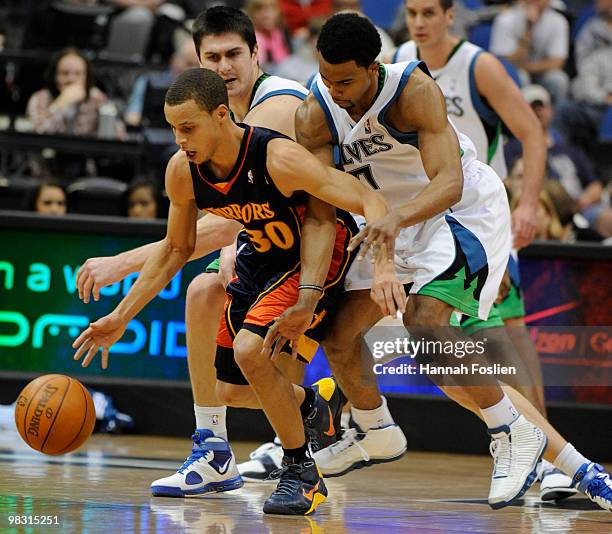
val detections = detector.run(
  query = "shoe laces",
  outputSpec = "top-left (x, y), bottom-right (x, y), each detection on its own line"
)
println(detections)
top-left (586, 472), bottom-right (612, 501)
top-left (177, 433), bottom-right (213, 474)
top-left (268, 464), bottom-right (304, 497)
top-left (490, 434), bottom-right (511, 478)
top-left (330, 428), bottom-right (370, 462)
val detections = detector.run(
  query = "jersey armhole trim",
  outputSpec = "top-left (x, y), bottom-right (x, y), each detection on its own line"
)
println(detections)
top-left (312, 80), bottom-right (342, 166)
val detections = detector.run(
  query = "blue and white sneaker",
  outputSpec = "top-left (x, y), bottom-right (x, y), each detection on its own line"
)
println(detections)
top-left (487, 415), bottom-right (547, 509)
top-left (151, 429), bottom-right (243, 497)
top-left (537, 459), bottom-right (577, 501)
top-left (572, 462), bottom-right (612, 511)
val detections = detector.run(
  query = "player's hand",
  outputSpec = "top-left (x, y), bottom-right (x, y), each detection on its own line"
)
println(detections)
top-left (72, 312), bottom-right (127, 369)
top-left (348, 212), bottom-right (401, 263)
top-left (496, 269), bottom-right (512, 304)
top-left (77, 256), bottom-right (126, 303)
top-left (371, 256), bottom-right (407, 316)
top-left (218, 244), bottom-right (237, 288)
top-left (511, 201), bottom-right (537, 249)
top-left (262, 303), bottom-right (316, 360)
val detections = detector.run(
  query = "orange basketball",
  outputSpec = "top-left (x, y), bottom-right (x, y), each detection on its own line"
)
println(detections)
top-left (14, 374), bottom-right (96, 455)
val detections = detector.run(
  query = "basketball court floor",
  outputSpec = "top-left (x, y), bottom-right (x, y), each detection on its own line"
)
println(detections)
top-left (0, 431), bottom-right (609, 533)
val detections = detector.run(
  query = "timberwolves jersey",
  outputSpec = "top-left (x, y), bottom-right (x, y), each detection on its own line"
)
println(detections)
top-left (393, 41), bottom-right (507, 178)
top-left (190, 125), bottom-right (306, 268)
top-left (250, 75), bottom-right (309, 109)
top-left (311, 61), bottom-right (478, 209)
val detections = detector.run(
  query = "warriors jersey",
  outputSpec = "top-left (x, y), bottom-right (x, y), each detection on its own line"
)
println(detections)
top-left (393, 41), bottom-right (507, 178)
top-left (190, 125), bottom-right (307, 269)
top-left (311, 61), bottom-right (478, 210)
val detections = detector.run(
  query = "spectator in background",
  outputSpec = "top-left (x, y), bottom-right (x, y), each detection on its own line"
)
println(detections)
top-left (275, 17), bottom-right (324, 84)
top-left (123, 177), bottom-right (161, 219)
top-left (247, 0), bottom-right (292, 72)
top-left (553, 46), bottom-right (612, 166)
top-left (279, 0), bottom-right (332, 35)
top-left (574, 0), bottom-right (612, 65)
top-left (490, 0), bottom-right (569, 101)
top-left (331, 0), bottom-right (395, 60)
top-left (26, 48), bottom-right (108, 136)
top-left (124, 37), bottom-right (200, 128)
top-left (505, 85), bottom-right (612, 238)
top-left (26, 180), bottom-right (68, 216)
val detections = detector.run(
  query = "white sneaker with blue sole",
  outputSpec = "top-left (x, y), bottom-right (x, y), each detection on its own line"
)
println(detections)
top-left (488, 415), bottom-right (547, 509)
top-left (538, 459), bottom-right (577, 501)
top-left (151, 429), bottom-right (243, 497)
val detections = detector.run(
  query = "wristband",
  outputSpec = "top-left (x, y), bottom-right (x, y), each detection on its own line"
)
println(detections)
top-left (298, 284), bottom-right (324, 293)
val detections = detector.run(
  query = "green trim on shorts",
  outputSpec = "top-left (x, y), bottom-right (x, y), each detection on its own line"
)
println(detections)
top-left (417, 265), bottom-right (482, 319)
top-left (497, 282), bottom-right (525, 320)
top-left (205, 257), bottom-right (220, 273)
top-left (450, 305), bottom-right (505, 335)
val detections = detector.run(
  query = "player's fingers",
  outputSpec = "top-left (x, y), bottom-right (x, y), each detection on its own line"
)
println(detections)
top-left (262, 323), bottom-right (278, 356)
top-left (73, 338), bottom-right (93, 361)
top-left (383, 284), bottom-right (396, 316)
top-left (371, 287), bottom-right (388, 316)
top-left (271, 336), bottom-right (286, 361)
top-left (93, 283), bottom-right (101, 302)
top-left (101, 348), bottom-right (109, 370)
top-left (348, 228), bottom-right (368, 252)
top-left (392, 282), bottom-right (407, 313)
top-left (81, 344), bottom-right (100, 368)
top-left (81, 276), bottom-right (94, 304)
top-left (291, 339), bottom-right (299, 360)
top-left (72, 328), bottom-right (92, 349)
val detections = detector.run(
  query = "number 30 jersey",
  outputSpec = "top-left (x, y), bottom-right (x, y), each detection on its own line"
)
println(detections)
top-left (189, 125), bottom-right (308, 268)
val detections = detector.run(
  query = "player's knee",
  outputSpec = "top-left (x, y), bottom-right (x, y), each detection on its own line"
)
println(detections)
top-left (186, 273), bottom-right (225, 307)
top-left (216, 381), bottom-right (255, 407)
top-left (233, 333), bottom-right (264, 378)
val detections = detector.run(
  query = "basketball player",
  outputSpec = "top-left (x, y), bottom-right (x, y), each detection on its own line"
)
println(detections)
top-left (72, 67), bottom-right (397, 515)
top-left (265, 13), bottom-right (612, 512)
top-left (76, 6), bottom-right (344, 490)
top-left (390, 0), bottom-right (575, 500)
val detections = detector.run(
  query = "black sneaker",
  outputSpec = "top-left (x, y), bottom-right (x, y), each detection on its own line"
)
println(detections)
top-left (263, 456), bottom-right (327, 515)
top-left (304, 377), bottom-right (346, 453)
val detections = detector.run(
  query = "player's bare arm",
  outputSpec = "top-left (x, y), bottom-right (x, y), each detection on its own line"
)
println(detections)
top-left (475, 52), bottom-right (545, 247)
top-left (76, 212), bottom-right (241, 303)
top-left (351, 69), bottom-right (463, 255)
top-left (72, 151), bottom-right (199, 369)
top-left (243, 94), bottom-right (304, 139)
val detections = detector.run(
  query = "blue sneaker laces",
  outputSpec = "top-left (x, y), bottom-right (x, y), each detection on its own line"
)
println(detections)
top-left (177, 430), bottom-right (215, 474)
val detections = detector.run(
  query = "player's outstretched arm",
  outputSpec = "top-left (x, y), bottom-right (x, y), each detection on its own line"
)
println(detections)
top-left (72, 152), bottom-right (198, 369)
top-left (475, 52), bottom-right (545, 248)
top-left (76, 212), bottom-right (241, 303)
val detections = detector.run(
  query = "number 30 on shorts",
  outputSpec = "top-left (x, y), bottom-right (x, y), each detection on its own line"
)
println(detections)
top-left (245, 221), bottom-right (295, 253)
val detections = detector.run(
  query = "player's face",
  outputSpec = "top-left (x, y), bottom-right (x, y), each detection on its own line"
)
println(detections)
top-left (165, 99), bottom-right (223, 165)
top-left (318, 55), bottom-right (378, 110)
top-left (36, 186), bottom-right (67, 216)
top-left (197, 33), bottom-right (259, 99)
top-left (405, 0), bottom-right (454, 48)
top-left (55, 53), bottom-right (87, 90)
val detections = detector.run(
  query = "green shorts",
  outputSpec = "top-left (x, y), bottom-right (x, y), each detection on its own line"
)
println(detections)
top-left (450, 305), bottom-right (505, 335)
top-left (497, 281), bottom-right (526, 320)
top-left (205, 257), bottom-right (220, 273)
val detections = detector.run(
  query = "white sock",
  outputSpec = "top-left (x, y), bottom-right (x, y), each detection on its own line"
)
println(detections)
top-left (194, 404), bottom-right (227, 441)
top-left (554, 443), bottom-right (589, 479)
top-left (480, 394), bottom-right (520, 429)
top-left (350, 396), bottom-right (394, 431)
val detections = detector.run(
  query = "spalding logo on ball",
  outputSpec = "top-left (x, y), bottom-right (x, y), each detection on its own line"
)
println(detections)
top-left (15, 374), bottom-right (96, 455)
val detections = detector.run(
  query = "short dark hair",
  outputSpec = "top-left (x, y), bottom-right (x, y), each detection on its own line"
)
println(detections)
top-left (44, 47), bottom-right (94, 98)
top-left (192, 6), bottom-right (257, 59)
top-left (439, 0), bottom-right (453, 10)
top-left (166, 68), bottom-right (229, 111)
top-left (317, 13), bottom-right (381, 68)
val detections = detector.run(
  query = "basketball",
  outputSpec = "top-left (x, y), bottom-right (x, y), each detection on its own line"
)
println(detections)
top-left (14, 374), bottom-right (96, 455)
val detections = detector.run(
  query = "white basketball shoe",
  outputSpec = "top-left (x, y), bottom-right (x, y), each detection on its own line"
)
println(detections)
top-left (151, 429), bottom-right (243, 497)
top-left (313, 423), bottom-right (407, 477)
top-left (488, 415), bottom-right (547, 509)
top-left (237, 438), bottom-right (284, 482)
top-left (537, 459), bottom-right (577, 501)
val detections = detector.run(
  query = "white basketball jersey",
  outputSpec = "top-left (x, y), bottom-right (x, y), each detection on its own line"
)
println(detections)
top-left (393, 41), bottom-right (507, 178)
top-left (311, 62), bottom-right (477, 209)
top-left (250, 75), bottom-right (308, 109)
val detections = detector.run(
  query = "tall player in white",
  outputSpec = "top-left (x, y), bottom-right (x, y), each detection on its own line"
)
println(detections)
top-left (390, 0), bottom-right (576, 500)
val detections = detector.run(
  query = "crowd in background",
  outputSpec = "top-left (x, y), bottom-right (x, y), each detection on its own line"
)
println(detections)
top-left (0, 0), bottom-right (610, 241)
